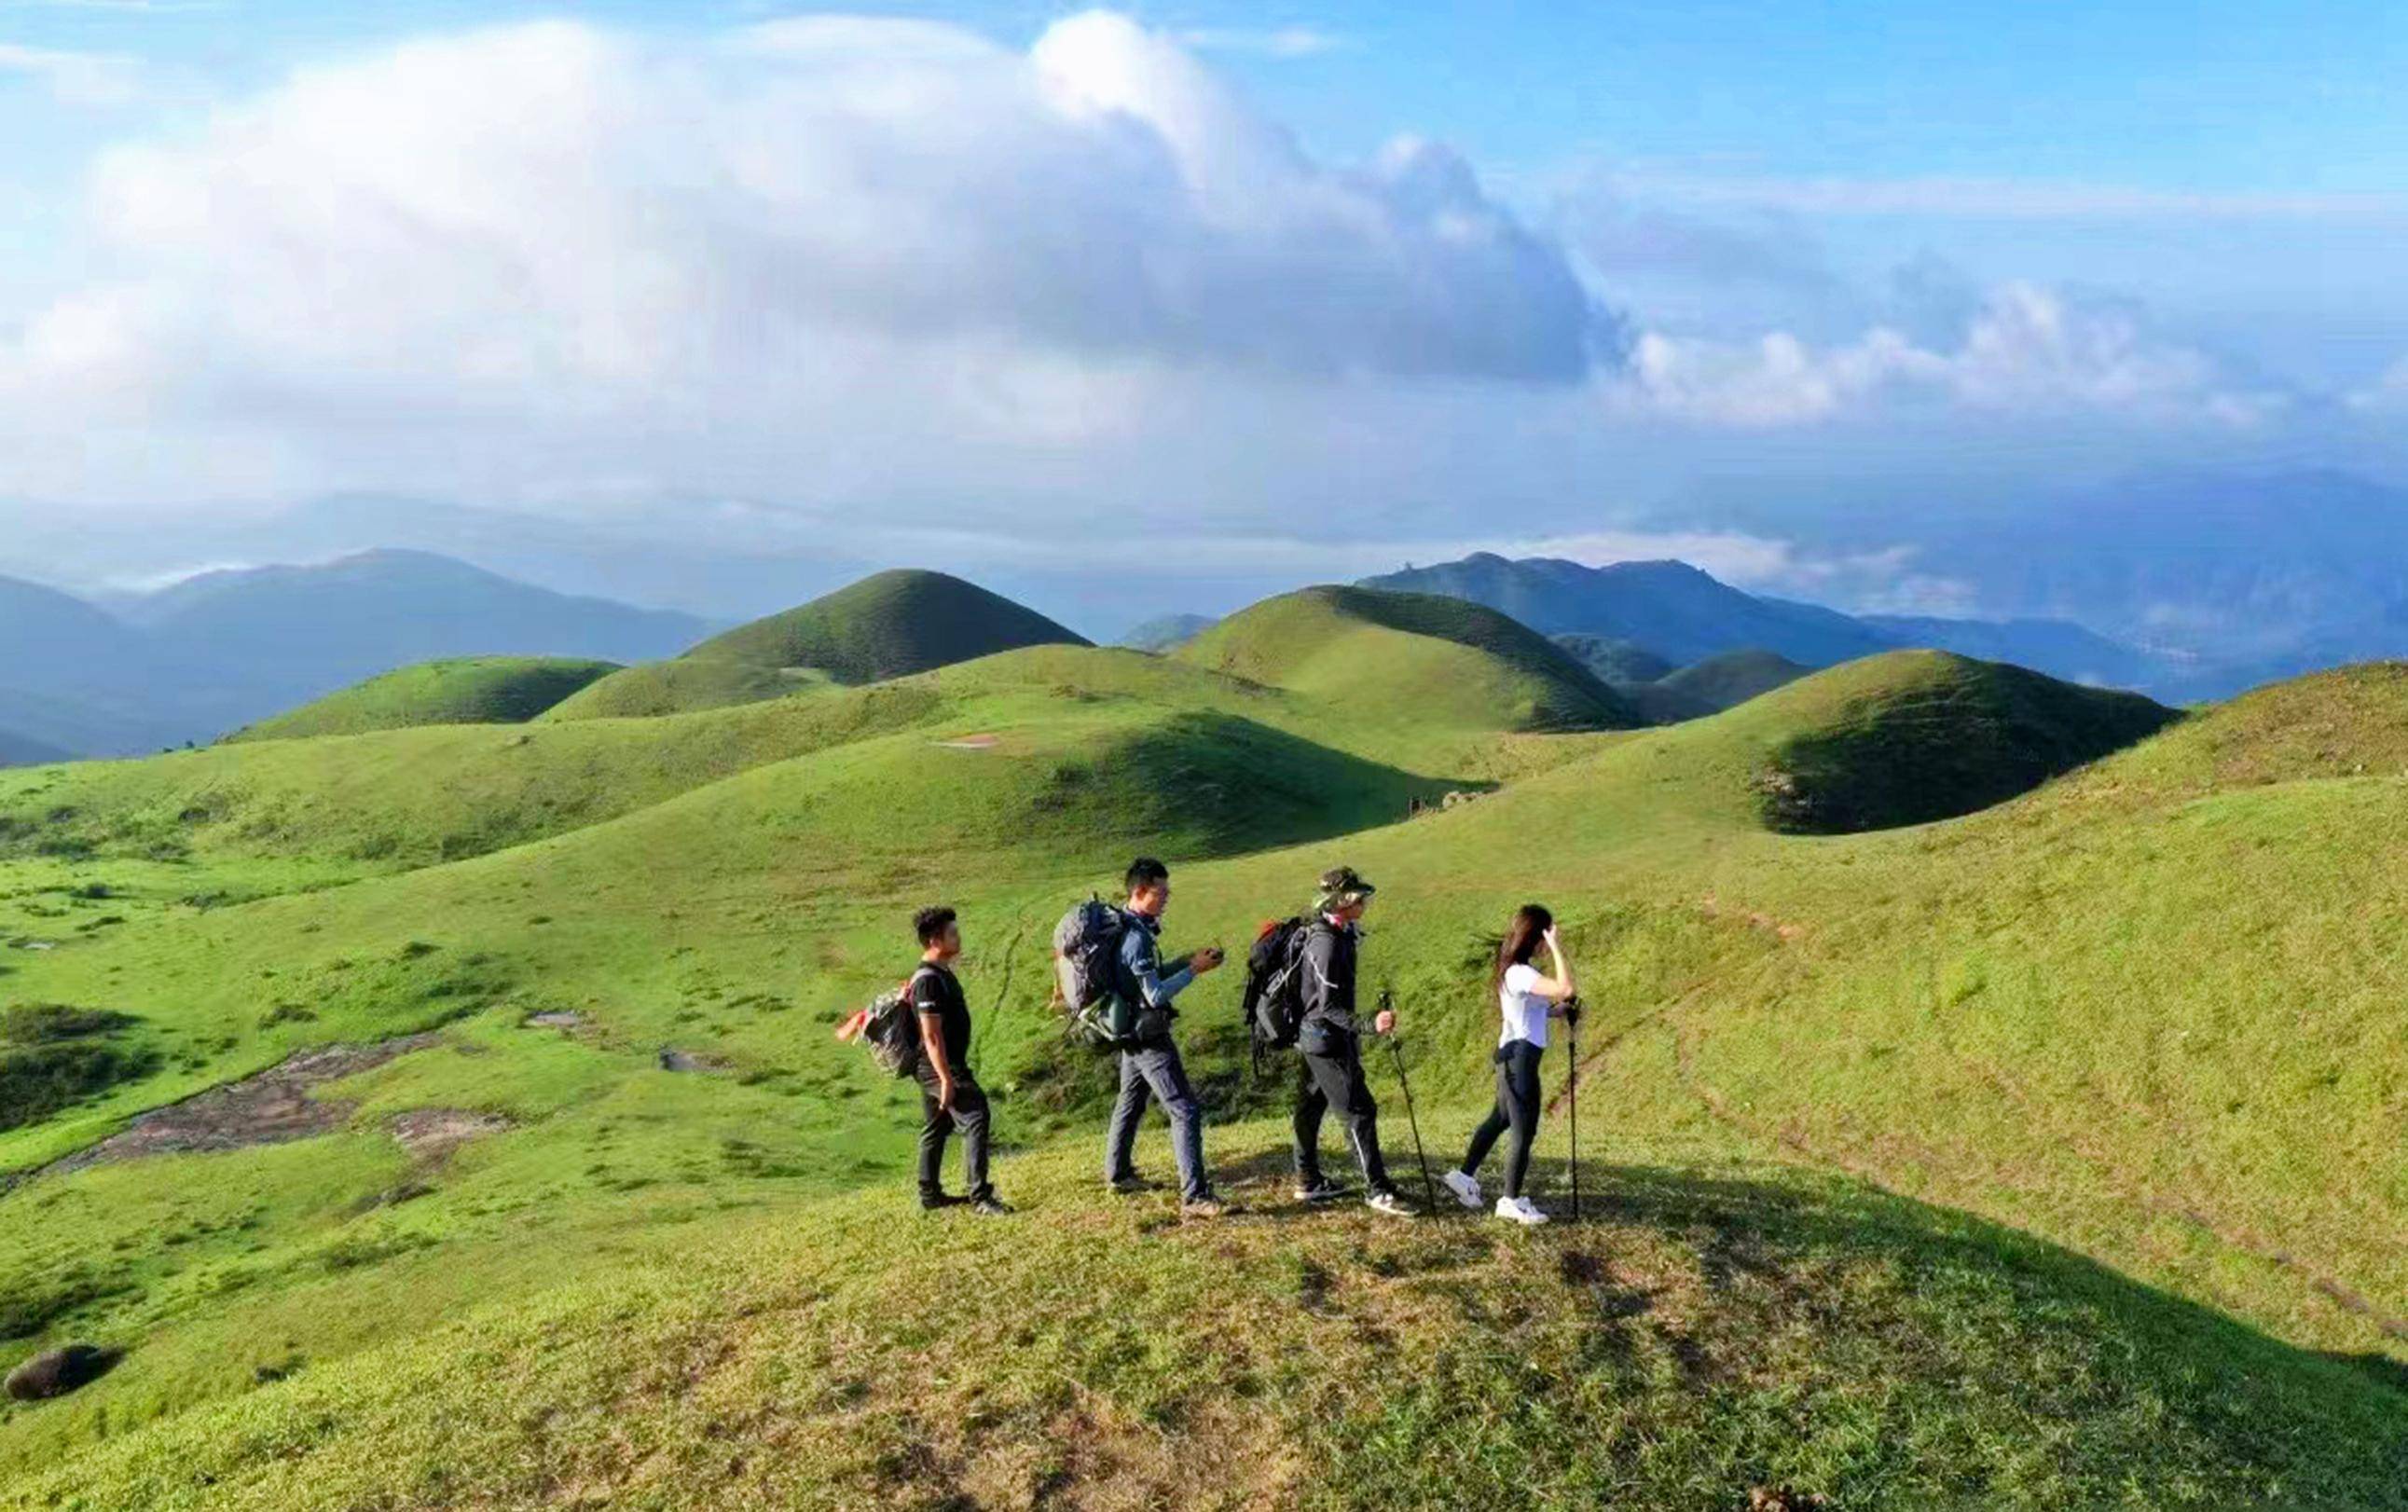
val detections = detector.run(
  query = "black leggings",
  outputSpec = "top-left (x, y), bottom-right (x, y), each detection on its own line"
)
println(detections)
top-left (1460, 1041), bottom-right (1543, 1199)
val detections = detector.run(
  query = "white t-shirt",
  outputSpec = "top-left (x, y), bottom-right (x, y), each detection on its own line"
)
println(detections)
top-left (1499, 963), bottom-right (1550, 1049)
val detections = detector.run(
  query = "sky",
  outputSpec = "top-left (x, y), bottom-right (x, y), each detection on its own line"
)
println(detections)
top-left (3, 1), bottom-right (2405, 629)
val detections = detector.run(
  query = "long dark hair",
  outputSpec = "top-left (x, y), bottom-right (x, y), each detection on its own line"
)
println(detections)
top-left (1493, 903), bottom-right (1552, 998)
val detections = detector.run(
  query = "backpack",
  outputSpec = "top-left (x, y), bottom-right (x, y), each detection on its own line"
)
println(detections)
top-left (1053, 896), bottom-right (1135, 1048)
top-left (1240, 916), bottom-right (1312, 1070)
top-left (837, 969), bottom-right (929, 1079)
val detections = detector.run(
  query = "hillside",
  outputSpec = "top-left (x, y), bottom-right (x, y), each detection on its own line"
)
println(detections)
top-left (228, 658), bottom-right (622, 742)
top-left (1552, 632), bottom-right (1675, 683)
top-left (1363, 552), bottom-right (2181, 693)
top-left (1657, 647), bottom-right (1812, 711)
top-left (1117, 612), bottom-right (1218, 652)
top-left (556, 570), bottom-right (1089, 721)
top-left (1176, 584), bottom-right (1640, 734)
top-left (1, 596), bottom-right (2404, 1505)
top-left (1363, 554), bottom-right (1894, 667)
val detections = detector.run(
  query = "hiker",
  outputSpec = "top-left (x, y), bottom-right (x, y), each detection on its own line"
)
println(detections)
top-left (911, 905), bottom-right (1010, 1215)
top-left (1443, 903), bottom-right (1577, 1226)
top-left (1294, 865), bottom-right (1414, 1216)
top-left (1100, 858), bottom-right (1230, 1217)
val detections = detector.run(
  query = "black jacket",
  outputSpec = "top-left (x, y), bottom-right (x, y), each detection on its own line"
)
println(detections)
top-left (1297, 917), bottom-right (1361, 1052)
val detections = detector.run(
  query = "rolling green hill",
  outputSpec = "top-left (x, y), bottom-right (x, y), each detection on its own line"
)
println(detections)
top-left (1657, 647), bottom-right (1812, 711)
top-left (553, 570), bottom-right (1087, 722)
top-left (0, 603), bottom-right (2402, 1507)
top-left (1176, 584), bottom-right (1641, 734)
top-left (227, 658), bottom-right (621, 743)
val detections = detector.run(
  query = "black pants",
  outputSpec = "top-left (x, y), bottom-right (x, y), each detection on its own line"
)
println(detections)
top-left (1461, 1041), bottom-right (1543, 1199)
top-left (1294, 1038), bottom-right (1393, 1195)
top-left (915, 1062), bottom-right (993, 1203)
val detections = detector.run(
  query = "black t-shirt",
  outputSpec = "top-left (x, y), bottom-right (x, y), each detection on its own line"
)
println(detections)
top-left (912, 961), bottom-right (972, 1074)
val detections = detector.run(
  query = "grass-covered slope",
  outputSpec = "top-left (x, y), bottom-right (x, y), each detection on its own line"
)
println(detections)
top-left (1177, 585), bottom-right (1641, 734)
top-left (1748, 651), bottom-right (2178, 832)
top-left (554, 570), bottom-right (1087, 721)
top-left (4, 613), bottom-right (2407, 1505)
top-left (227, 657), bottom-right (621, 742)
top-left (1658, 647), bottom-right (1811, 711)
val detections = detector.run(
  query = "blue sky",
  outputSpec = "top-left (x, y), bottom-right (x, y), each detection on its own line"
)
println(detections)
top-left (2, 2), bottom-right (2404, 621)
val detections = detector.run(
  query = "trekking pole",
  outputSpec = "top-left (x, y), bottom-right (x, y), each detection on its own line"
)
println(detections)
top-left (1380, 988), bottom-right (1437, 1210)
top-left (1565, 994), bottom-right (1581, 1222)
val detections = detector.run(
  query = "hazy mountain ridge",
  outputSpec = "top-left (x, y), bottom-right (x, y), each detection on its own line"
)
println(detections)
top-left (0, 551), bottom-right (709, 756)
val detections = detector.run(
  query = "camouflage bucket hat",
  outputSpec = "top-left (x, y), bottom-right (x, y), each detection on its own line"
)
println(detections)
top-left (1314, 865), bottom-right (1376, 914)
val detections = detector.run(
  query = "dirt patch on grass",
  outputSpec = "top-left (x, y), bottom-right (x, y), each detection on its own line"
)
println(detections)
top-left (35, 1033), bottom-right (443, 1180)
top-left (389, 1108), bottom-right (511, 1161)
top-left (932, 733), bottom-right (1000, 750)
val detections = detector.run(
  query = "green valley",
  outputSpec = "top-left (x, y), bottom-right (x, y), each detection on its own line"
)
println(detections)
top-left (0, 574), bottom-right (2403, 1509)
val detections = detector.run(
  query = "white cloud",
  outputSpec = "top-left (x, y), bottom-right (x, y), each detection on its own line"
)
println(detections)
top-left (2346, 358), bottom-right (2408, 414)
top-left (0, 40), bottom-right (139, 105)
top-left (1622, 282), bottom-right (2284, 428)
top-left (1616, 170), bottom-right (2408, 224)
top-left (1175, 26), bottom-right (1348, 59)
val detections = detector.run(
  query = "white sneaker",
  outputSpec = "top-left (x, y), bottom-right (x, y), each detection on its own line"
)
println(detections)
top-left (1441, 1169), bottom-right (1483, 1210)
top-left (1495, 1196), bottom-right (1549, 1226)
top-left (1365, 1189), bottom-right (1417, 1218)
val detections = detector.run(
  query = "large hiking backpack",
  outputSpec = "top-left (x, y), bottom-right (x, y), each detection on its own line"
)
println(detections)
top-left (1053, 896), bottom-right (1135, 1047)
top-left (1241, 916), bottom-right (1312, 1070)
top-left (837, 969), bottom-right (929, 1079)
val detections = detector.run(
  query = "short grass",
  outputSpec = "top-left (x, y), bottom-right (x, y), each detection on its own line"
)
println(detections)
top-left (0, 642), bottom-right (2403, 1505)
top-left (227, 657), bottom-right (621, 743)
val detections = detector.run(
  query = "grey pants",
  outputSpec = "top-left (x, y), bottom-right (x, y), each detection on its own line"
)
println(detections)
top-left (1103, 1040), bottom-right (1211, 1202)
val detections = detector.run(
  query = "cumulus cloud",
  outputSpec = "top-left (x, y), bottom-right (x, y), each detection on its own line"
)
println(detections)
top-left (1622, 282), bottom-right (2283, 428)
top-left (2346, 358), bottom-right (2408, 414)
top-left (0, 13), bottom-right (1616, 502)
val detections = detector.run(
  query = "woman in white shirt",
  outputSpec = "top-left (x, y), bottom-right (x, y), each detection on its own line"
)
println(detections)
top-left (1443, 903), bottom-right (1576, 1225)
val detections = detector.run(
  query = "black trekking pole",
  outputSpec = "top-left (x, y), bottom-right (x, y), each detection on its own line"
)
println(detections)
top-left (1380, 988), bottom-right (1437, 1210)
top-left (1565, 994), bottom-right (1581, 1222)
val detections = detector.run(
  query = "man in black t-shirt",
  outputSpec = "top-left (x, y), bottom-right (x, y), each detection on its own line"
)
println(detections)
top-left (911, 905), bottom-right (1010, 1215)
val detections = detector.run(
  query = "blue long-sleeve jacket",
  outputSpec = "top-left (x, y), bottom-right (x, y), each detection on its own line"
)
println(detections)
top-left (1116, 910), bottom-right (1193, 1041)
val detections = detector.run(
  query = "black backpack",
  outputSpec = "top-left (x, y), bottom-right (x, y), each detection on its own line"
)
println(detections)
top-left (1241, 916), bottom-right (1312, 1067)
top-left (1053, 896), bottom-right (1135, 1047)
top-left (842, 967), bottom-right (929, 1079)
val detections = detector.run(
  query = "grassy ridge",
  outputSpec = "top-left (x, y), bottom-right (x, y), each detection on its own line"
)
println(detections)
top-left (0, 642), bottom-right (2403, 1505)
top-left (227, 658), bottom-right (622, 743)
top-left (1178, 585), bottom-right (1641, 734)
top-left (554, 569), bottom-right (1089, 722)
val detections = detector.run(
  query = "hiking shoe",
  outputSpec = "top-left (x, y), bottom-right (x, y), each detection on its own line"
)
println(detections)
top-left (970, 1194), bottom-right (1015, 1216)
top-left (1294, 1177), bottom-right (1348, 1203)
top-left (1441, 1169), bottom-right (1484, 1210)
top-left (1495, 1196), bottom-right (1549, 1226)
top-left (920, 1192), bottom-right (967, 1212)
top-left (1180, 1196), bottom-right (1229, 1219)
top-left (1365, 1189), bottom-right (1416, 1218)
top-left (1108, 1174), bottom-right (1157, 1195)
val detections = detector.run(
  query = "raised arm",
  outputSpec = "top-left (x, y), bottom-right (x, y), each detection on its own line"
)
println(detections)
top-left (1524, 925), bottom-right (1578, 1006)
top-left (1121, 925), bottom-right (1195, 1010)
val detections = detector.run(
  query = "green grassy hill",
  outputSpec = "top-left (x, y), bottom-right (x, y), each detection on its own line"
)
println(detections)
top-left (1177, 584), bottom-right (1641, 735)
top-left (0, 611), bottom-right (2403, 1507)
top-left (1657, 647), bottom-right (1811, 711)
top-left (552, 570), bottom-right (1088, 722)
top-left (227, 658), bottom-right (622, 743)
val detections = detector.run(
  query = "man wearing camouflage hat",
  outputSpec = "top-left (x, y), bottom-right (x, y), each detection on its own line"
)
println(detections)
top-left (1293, 865), bottom-right (1413, 1216)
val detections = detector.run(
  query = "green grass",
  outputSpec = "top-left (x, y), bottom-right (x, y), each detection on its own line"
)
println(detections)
top-left (0, 626), bottom-right (2402, 1506)
top-left (553, 569), bottom-right (1089, 721)
top-left (227, 658), bottom-right (622, 743)
top-left (1178, 584), bottom-right (1641, 734)
top-left (1657, 647), bottom-right (1811, 712)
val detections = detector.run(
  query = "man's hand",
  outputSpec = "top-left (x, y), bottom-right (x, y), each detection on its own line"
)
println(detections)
top-left (936, 1079), bottom-right (956, 1114)
top-left (1190, 946), bottom-right (1225, 974)
top-left (1373, 1008), bottom-right (1397, 1036)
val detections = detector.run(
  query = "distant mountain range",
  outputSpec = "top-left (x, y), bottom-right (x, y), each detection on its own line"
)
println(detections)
top-left (0, 550), bottom-right (710, 759)
top-left (1359, 555), bottom-right (2200, 696)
